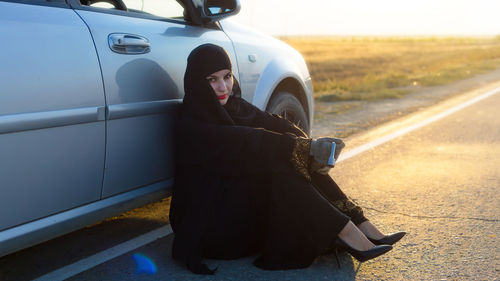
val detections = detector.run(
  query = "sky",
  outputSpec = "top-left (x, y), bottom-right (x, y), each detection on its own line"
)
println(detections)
top-left (231, 0), bottom-right (500, 37)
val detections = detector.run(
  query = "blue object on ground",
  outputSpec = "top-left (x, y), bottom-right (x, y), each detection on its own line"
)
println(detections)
top-left (133, 253), bottom-right (157, 275)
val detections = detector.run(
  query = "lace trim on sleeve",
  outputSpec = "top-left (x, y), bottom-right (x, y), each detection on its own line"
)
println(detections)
top-left (290, 137), bottom-right (312, 181)
top-left (331, 198), bottom-right (364, 216)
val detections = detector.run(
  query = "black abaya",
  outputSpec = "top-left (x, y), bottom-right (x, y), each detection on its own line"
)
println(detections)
top-left (169, 44), bottom-right (366, 274)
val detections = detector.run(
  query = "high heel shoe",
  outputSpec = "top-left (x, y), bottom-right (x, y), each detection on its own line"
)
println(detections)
top-left (368, 232), bottom-right (406, 245)
top-left (333, 238), bottom-right (392, 262)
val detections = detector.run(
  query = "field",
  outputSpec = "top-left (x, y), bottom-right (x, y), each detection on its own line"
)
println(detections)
top-left (281, 36), bottom-right (500, 101)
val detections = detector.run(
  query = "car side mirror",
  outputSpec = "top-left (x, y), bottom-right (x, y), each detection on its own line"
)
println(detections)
top-left (185, 0), bottom-right (241, 25)
top-left (204, 0), bottom-right (239, 17)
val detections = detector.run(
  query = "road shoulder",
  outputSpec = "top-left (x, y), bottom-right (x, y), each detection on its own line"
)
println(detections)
top-left (312, 66), bottom-right (500, 138)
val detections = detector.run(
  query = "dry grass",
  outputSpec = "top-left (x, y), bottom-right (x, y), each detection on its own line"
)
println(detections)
top-left (281, 36), bottom-right (500, 101)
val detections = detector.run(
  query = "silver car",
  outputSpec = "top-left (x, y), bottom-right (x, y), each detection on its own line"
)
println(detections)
top-left (0, 0), bottom-right (313, 257)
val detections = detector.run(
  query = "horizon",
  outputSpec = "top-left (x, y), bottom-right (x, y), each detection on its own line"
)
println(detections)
top-left (231, 0), bottom-right (500, 37)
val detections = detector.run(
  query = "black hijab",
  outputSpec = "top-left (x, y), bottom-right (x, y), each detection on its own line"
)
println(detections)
top-left (183, 44), bottom-right (235, 123)
top-left (182, 43), bottom-right (255, 127)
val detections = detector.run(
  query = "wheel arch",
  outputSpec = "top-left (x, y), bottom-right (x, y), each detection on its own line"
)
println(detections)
top-left (250, 57), bottom-right (314, 130)
top-left (266, 77), bottom-right (310, 125)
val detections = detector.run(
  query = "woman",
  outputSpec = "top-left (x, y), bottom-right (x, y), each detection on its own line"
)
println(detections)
top-left (170, 44), bottom-right (405, 274)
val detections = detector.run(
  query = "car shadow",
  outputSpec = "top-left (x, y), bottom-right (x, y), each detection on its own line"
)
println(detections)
top-left (115, 58), bottom-right (180, 103)
top-left (0, 198), bottom-right (170, 281)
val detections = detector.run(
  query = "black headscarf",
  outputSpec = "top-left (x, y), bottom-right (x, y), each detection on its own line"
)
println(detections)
top-left (182, 43), bottom-right (244, 125)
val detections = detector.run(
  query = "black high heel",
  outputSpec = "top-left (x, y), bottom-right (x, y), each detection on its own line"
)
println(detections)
top-left (368, 232), bottom-right (406, 245)
top-left (333, 238), bottom-right (392, 262)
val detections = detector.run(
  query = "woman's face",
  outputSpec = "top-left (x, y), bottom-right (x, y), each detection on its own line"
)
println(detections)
top-left (206, 69), bottom-right (233, 105)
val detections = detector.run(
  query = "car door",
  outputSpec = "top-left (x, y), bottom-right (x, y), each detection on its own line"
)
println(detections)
top-left (70, 0), bottom-right (240, 197)
top-left (0, 0), bottom-right (105, 230)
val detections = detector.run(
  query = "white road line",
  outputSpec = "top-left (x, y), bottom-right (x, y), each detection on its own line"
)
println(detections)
top-left (337, 85), bottom-right (500, 163)
top-left (33, 225), bottom-right (173, 281)
top-left (33, 85), bottom-right (500, 281)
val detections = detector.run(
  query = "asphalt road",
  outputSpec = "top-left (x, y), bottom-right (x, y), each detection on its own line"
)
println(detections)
top-left (1, 88), bottom-right (499, 280)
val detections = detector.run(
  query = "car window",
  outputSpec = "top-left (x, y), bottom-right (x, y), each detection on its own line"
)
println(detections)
top-left (90, 0), bottom-right (184, 19)
top-left (89, 2), bottom-right (114, 8)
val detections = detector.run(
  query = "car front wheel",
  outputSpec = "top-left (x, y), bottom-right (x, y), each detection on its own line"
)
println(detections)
top-left (266, 91), bottom-right (310, 135)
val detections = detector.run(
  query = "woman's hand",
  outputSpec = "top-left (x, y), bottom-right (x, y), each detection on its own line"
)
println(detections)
top-left (309, 159), bottom-right (332, 175)
top-left (309, 137), bottom-right (345, 166)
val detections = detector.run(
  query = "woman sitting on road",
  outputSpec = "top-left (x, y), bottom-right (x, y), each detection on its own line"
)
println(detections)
top-left (169, 44), bottom-right (405, 274)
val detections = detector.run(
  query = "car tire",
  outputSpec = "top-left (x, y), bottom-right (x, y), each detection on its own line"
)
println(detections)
top-left (266, 91), bottom-right (310, 135)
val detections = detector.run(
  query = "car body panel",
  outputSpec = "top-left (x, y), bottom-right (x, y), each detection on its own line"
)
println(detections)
top-left (220, 19), bottom-right (314, 124)
top-left (0, 179), bottom-right (172, 257)
top-left (0, 2), bottom-right (105, 231)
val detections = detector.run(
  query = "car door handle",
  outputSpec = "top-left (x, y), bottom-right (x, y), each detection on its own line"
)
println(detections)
top-left (108, 33), bottom-right (150, 54)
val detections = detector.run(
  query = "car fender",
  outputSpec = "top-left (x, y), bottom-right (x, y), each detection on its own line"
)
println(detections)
top-left (218, 19), bottom-right (314, 123)
top-left (252, 57), bottom-right (314, 123)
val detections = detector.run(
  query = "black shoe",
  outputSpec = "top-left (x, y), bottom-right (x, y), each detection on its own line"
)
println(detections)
top-left (368, 232), bottom-right (406, 245)
top-left (334, 238), bottom-right (392, 262)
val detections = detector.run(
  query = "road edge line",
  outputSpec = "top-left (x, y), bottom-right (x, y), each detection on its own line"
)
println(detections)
top-left (337, 85), bottom-right (500, 163)
top-left (33, 225), bottom-right (173, 281)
